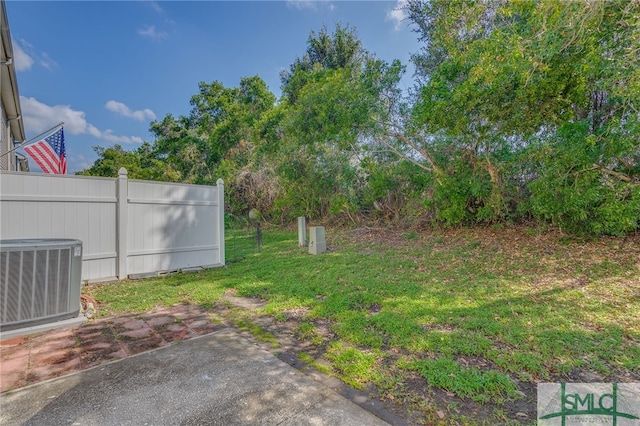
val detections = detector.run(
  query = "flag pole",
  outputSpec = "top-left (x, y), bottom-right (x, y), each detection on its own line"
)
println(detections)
top-left (0, 122), bottom-right (65, 159)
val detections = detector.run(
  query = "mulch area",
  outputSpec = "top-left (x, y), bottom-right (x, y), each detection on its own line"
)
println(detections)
top-left (0, 303), bottom-right (225, 393)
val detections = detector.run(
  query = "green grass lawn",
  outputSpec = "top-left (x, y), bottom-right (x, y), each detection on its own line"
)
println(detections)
top-left (86, 226), bottom-right (640, 425)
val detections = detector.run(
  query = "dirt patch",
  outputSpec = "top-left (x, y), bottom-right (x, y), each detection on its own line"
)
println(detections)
top-left (340, 225), bottom-right (640, 274)
top-left (220, 290), bottom-right (268, 310)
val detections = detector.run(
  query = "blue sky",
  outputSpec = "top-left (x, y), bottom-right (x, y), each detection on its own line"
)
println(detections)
top-left (6, 1), bottom-right (419, 173)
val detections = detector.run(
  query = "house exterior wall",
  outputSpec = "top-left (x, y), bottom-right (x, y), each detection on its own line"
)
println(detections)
top-left (0, 103), bottom-right (9, 171)
top-left (0, 0), bottom-right (25, 170)
top-left (1, 0), bottom-right (26, 172)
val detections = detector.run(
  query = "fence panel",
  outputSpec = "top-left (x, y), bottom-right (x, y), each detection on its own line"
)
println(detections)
top-left (0, 170), bottom-right (224, 282)
top-left (126, 179), bottom-right (222, 276)
top-left (0, 172), bottom-right (117, 282)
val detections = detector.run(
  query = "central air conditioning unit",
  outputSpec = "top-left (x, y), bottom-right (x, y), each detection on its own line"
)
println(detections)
top-left (0, 239), bottom-right (83, 332)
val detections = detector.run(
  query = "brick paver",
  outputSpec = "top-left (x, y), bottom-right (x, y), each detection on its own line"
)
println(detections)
top-left (0, 303), bottom-right (225, 393)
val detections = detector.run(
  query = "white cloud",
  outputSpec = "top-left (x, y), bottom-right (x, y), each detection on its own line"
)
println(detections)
top-left (20, 96), bottom-right (143, 144)
top-left (12, 39), bottom-right (57, 71)
top-left (101, 130), bottom-right (144, 144)
top-left (147, 1), bottom-right (163, 14)
top-left (287, 0), bottom-right (317, 10)
top-left (105, 100), bottom-right (156, 121)
top-left (12, 41), bottom-right (34, 71)
top-left (286, 0), bottom-right (335, 12)
top-left (144, 2), bottom-right (175, 25)
top-left (38, 52), bottom-right (57, 70)
top-left (69, 153), bottom-right (93, 172)
top-left (386, 0), bottom-right (408, 31)
top-left (138, 25), bottom-right (168, 40)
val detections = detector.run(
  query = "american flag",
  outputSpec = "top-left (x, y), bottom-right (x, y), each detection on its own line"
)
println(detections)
top-left (24, 128), bottom-right (67, 174)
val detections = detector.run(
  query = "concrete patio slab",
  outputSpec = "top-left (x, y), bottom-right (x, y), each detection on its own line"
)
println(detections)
top-left (0, 328), bottom-right (390, 426)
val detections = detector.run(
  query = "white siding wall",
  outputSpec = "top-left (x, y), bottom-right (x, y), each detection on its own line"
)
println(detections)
top-left (0, 105), bottom-right (9, 171)
top-left (0, 171), bottom-right (224, 282)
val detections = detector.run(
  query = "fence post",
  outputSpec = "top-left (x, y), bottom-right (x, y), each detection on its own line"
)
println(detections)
top-left (298, 217), bottom-right (306, 247)
top-left (117, 168), bottom-right (128, 280)
top-left (217, 178), bottom-right (225, 266)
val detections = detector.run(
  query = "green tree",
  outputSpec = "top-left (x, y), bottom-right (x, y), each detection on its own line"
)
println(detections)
top-left (149, 114), bottom-right (212, 184)
top-left (188, 76), bottom-right (275, 166)
top-left (270, 24), bottom-right (408, 223)
top-left (149, 76), bottom-right (277, 218)
top-left (77, 143), bottom-right (169, 181)
top-left (149, 76), bottom-right (275, 186)
top-left (280, 24), bottom-right (363, 103)
top-left (406, 0), bottom-right (640, 233)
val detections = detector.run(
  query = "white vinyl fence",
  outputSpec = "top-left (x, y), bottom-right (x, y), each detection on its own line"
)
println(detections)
top-left (0, 168), bottom-right (225, 282)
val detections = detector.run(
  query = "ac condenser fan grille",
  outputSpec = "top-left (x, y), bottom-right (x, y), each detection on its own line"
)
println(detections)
top-left (0, 239), bottom-right (82, 332)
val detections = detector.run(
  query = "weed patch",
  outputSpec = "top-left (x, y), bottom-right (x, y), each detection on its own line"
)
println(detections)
top-left (325, 342), bottom-right (382, 390)
top-left (399, 356), bottom-right (517, 403)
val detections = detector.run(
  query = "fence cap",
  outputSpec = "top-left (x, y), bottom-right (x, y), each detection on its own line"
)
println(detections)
top-left (118, 167), bottom-right (128, 177)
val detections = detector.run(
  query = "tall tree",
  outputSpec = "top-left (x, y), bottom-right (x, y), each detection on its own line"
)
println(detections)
top-left (406, 0), bottom-right (640, 232)
top-left (280, 24), bottom-right (363, 103)
top-left (77, 143), bottom-right (170, 181)
top-left (149, 76), bottom-right (276, 187)
top-left (149, 114), bottom-right (212, 184)
top-left (189, 76), bottom-right (275, 164)
top-left (270, 24), bottom-right (408, 222)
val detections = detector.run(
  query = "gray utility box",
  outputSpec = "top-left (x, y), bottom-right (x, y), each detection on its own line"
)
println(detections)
top-left (0, 239), bottom-right (83, 331)
top-left (308, 227), bottom-right (326, 255)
